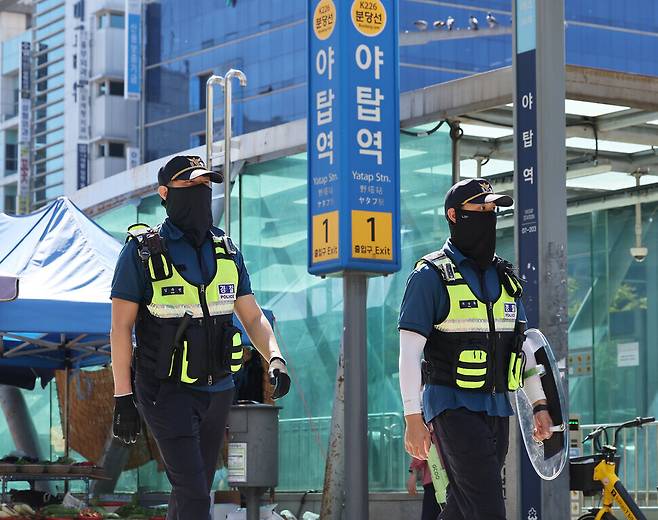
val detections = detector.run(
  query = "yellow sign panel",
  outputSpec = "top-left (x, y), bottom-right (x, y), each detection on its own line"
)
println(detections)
top-left (313, 0), bottom-right (337, 41)
top-left (351, 0), bottom-right (387, 37)
top-left (351, 210), bottom-right (392, 260)
top-left (312, 210), bottom-right (339, 263)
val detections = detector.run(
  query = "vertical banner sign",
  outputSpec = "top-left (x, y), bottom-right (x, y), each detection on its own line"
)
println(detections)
top-left (125, 0), bottom-right (142, 100)
top-left (77, 144), bottom-right (89, 190)
top-left (308, 0), bottom-right (400, 276)
top-left (17, 42), bottom-right (31, 214)
top-left (77, 25), bottom-right (90, 189)
top-left (126, 146), bottom-right (140, 169)
top-left (514, 0), bottom-right (541, 517)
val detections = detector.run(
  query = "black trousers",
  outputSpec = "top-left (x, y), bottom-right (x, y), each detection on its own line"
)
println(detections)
top-left (421, 482), bottom-right (441, 520)
top-left (135, 372), bottom-right (234, 520)
top-left (431, 408), bottom-right (509, 520)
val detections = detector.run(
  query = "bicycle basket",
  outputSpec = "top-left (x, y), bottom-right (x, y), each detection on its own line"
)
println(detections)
top-left (569, 454), bottom-right (620, 496)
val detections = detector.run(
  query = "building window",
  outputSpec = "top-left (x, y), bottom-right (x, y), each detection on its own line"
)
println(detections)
top-left (97, 80), bottom-right (125, 97)
top-left (97, 12), bottom-right (125, 29)
top-left (109, 142), bottom-right (125, 157)
top-left (98, 141), bottom-right (125, 158)
top-left (4, 143), bottom-right (17, 175)
top-left (109, 80), bottom-right (124, 96)
top-left (198, 73), bottom-right (212, 110)
top-left (3, 193), bottom-right (16, 214)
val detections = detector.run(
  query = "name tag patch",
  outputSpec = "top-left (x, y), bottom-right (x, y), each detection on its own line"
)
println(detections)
top-left (504, 302), bottom-right (517, 320)
top-left (162, 286), bottom-right (184, 296)
top-left (218, 283), bottom-right (236, 300)
top-left (459, 299), bottom-right (478, 309)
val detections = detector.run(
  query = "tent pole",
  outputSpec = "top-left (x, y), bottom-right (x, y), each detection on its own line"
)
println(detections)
top-left (63, 366), bottom-right (70, 494)
top-left (64, 366), bottom-right (69, 459)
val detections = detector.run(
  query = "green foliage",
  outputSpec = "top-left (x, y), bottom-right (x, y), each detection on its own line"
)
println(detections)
top-left (609, 283), bottom-right (647, 312)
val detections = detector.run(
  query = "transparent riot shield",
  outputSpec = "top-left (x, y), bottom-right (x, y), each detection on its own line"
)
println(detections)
top-left (513, 328), bottom-right (568, 480)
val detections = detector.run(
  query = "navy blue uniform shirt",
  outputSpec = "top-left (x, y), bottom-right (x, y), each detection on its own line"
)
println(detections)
top-left (399, 238), bottom-right (526, 422)
top-left (111, 219), bottom-right (253, 392)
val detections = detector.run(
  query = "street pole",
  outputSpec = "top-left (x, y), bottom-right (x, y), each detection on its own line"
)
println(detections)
top-left (513, 0), bottom-right (568, 518)
top-left (320, 341), bottom-right (345, 520)
top-left (343, 272), bottom-right (368, 519)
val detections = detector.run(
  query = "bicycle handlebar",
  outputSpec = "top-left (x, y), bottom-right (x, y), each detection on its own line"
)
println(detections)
top-left (584, 417), bottom-right (655, 445)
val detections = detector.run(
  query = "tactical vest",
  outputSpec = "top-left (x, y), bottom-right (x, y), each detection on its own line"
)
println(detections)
top-left (127, 224), bottom-right (244, 386)
top-left (419, 249), bottom-right (525, 393)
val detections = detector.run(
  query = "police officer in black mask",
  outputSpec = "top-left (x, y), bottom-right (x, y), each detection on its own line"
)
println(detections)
top-left (399, 179), bottom-right (546, 519)
top-left (110, 155), bottom-right (291, 519)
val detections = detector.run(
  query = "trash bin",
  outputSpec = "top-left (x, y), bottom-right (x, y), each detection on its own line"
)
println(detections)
top-left (227, 403), bottom-right (281, 520)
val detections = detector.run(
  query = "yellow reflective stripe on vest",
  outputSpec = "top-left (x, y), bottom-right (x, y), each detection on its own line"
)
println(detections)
top-left (436, 319), bottom-right (490, 333)
top-left (457, 366), bottom-right (487, 376)
top-left (146, 239), bottom-right (239, 319)
top-left (456, 379), bottom-right (486, 389)
top-left (207, 301), bottom-right (235, 316)
top-left (230, 332), bottom-right (243, 373)
top-left (147, 303), bottom-right (205, 319)
top-left (459, 350), bottom-right (487, 363)
top-left (180, 340), bottom-right (198, 384)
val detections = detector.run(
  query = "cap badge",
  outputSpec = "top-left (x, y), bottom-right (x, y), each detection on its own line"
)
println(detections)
top-left (478, 180), bottom-right (493, 193)
top-left (189, 157), bottom-right (205, 168)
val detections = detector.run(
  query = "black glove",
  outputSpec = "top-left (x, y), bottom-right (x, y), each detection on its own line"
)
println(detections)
top-left (268, 357), bottom-right (291, 400)
top-left (112, 395), bottom-right (141, 444)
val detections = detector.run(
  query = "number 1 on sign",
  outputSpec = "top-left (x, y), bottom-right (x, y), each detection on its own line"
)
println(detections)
top-left (367, 217), bottom-right (375, 241)
top-left (311, 211), bottom-right (339, 264)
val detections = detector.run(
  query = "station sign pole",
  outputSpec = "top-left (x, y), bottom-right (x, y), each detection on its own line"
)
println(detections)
top-left (308, 0), bottom-right (400, 517)
top-left (513, 0), bottom-right (569, 518)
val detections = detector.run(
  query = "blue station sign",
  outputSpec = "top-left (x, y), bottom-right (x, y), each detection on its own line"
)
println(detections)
top-left (307, 0), bottom-right (400, 276)
top-left (514, 0), bottom-right (542, 517)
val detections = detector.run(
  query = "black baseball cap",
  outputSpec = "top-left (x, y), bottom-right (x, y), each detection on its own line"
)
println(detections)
top-left (157, 155), bottom-right (223, 186)
top-left (444, 178), bottom-right (513, 215)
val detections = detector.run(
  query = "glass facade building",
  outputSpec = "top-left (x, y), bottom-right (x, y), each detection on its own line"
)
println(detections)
top-left (32, 0), bottom-right (66, 206)
top-left (143, 0), bottom-right (658, 160)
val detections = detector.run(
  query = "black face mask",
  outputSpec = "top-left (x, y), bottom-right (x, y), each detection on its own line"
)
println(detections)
top-left (449, 209), bottom-right (497, 270)
top-left (165, 184), bottom-right (213, 247)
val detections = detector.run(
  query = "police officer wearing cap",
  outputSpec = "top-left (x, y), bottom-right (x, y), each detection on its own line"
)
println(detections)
top-left (398, 179), bottom-right (553, 519)
top-left (110, 155), bottom-right (291, 520)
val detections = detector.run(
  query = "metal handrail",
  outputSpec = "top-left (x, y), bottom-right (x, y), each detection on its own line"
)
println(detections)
top-left (278, 412), bottom-right (406, 491)
top-left (205, 70), bottom-right (246, 237)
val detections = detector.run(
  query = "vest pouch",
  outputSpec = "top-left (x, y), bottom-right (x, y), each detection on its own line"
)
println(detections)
top-left (507, 351), bottom-right (526, 391)
top-left (222, 324), bottom-right (243, 373)
top-left (180, 325), bottom-right (209, 380)
top-left (154, 323), bottom-right (180, 380)
top-left (454, 347), bottom-right (489, 390)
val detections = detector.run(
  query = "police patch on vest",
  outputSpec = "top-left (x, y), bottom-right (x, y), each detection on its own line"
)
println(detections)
top-left (459, 299), bottom-right (478, 309)
top-left (162, 286), bottom-right (184, 296)
top-left (218, 283), bottom-right (236, 300)
top-left (504, 302), bottom-right (517, 319)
